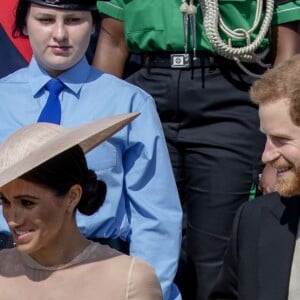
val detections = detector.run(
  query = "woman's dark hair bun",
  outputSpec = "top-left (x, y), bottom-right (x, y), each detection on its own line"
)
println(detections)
top-left (77, 170), bottom-right (107, 216)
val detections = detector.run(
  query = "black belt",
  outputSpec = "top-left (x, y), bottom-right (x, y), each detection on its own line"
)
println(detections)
top-left (142, 52), bottom-right (217, 69)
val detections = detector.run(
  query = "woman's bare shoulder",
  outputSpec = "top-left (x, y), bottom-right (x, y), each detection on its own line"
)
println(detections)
top-left (126, 256), bottom-right (163, 300)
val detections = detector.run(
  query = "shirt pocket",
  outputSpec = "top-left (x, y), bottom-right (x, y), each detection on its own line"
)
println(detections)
top-left (85, 141), bottom-right (117, 171)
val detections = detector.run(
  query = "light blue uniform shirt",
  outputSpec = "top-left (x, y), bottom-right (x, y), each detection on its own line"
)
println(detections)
top-left (0, 57), bottom-right (183, 300)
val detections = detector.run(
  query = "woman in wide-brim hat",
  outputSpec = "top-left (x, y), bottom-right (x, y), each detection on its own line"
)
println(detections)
top-left (0, 0), bottom-right (182, 297)
top-left (0, 113), bottom-right (162, 300)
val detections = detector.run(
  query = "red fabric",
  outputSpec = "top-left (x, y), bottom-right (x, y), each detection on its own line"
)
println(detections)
top-left (0, 1), bottom-right (32, 62)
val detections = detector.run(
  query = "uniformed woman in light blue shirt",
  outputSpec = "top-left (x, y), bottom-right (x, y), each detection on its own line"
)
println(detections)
top-left (0, 1), bottom-right (183, 299)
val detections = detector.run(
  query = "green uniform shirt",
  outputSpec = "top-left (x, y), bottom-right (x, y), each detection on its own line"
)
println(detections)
top-left (97, 0), bottom-right (300, 54)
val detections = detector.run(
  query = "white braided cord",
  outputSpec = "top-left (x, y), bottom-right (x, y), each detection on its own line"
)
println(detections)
top-left (200, 0), bottom-right (274, 63)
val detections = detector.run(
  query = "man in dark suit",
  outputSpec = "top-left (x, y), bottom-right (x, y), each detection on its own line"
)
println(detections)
top-left (209, 54), bottom-right (300, 300)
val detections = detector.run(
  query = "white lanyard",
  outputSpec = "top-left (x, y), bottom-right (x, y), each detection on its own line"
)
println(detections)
top-left (180, 0), bottom-right (197, 61)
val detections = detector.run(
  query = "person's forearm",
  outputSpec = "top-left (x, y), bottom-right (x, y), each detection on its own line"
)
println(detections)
top-left (92, 17), bottom-right (129, 78)
top-left (271, 21), bottom-right (300, 65)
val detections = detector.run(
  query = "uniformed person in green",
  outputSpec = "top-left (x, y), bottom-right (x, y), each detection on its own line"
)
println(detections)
top-left (92, 1), bottom-right (300, 299)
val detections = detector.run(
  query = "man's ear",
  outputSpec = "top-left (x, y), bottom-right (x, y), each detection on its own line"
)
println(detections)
top-left (66, 184), bottom-right (82, 213)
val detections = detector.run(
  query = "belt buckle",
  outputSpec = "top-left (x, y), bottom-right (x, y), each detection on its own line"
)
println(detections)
top-left (170, 53), bottom-right (190, 69)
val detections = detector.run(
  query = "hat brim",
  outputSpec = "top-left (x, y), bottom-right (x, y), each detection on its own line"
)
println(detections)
top-left (0, 113), bottom-right (139, 188)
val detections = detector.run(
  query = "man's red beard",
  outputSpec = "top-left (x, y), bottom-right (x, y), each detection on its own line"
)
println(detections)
top-left (272, 160), bottom-right (300, 197)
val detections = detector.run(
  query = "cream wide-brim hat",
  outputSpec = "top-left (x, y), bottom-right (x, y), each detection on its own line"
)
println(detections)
top-left (0, 113), bottom-right (139, 188)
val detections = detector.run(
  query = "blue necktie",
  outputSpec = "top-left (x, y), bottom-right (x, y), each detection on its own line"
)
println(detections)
top-left (37, 78), bottom-right (64, 124)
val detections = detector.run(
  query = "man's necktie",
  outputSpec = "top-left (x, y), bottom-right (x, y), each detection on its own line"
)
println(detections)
top-left (37, 78), bottom-right (64, 124)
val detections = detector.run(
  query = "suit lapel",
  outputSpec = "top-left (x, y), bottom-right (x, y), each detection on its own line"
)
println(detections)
top-left (258, 194), bottom-right (300, 300)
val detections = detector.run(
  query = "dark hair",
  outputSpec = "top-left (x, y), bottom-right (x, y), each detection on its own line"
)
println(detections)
top-left (13, 0), bottom-right (29, 38)
top-left (12, 0), bottom-right (100, 38)
top-left (20, 145), bottom-right (106, 215)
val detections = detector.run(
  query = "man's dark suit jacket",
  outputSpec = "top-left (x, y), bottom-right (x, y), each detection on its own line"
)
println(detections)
top-left (209, 192), bottom-right (300, 300)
